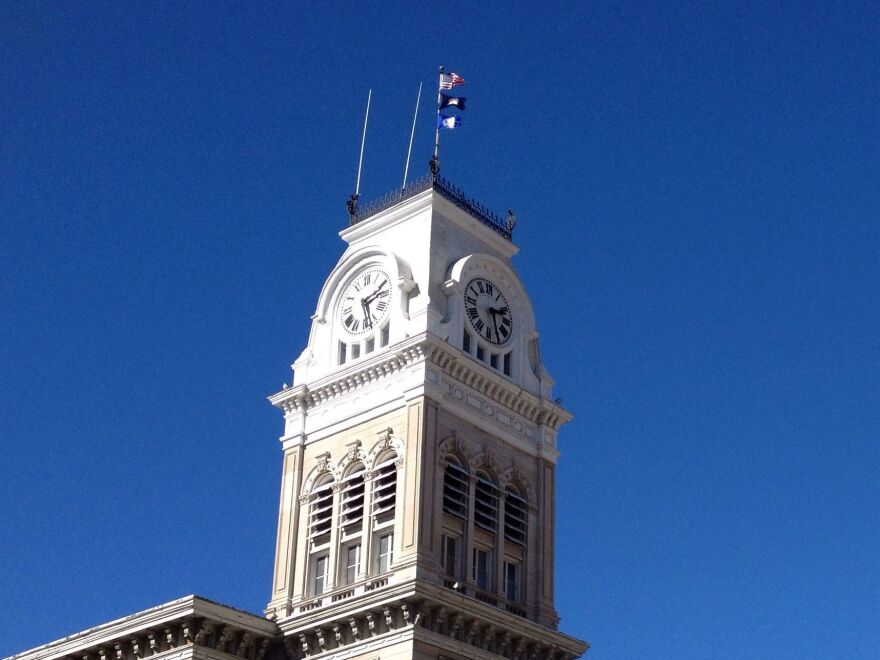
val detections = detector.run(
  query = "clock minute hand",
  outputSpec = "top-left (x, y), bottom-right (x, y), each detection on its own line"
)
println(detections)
top-left (363, 284), bottom-right (386, 305)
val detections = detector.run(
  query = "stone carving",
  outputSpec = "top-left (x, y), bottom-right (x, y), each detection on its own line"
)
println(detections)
top-left (236, 632), bottom-right (253, 657)
top-left (217, 626), bottom-right (234, 653)
top-left (346, 439), bottom-right (362, 460)
top-left (315, 452), bottom-right (332, 473)
top-left (348, 616), bottom-right (361, 640)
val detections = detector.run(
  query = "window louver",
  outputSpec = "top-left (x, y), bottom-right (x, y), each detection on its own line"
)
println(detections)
top-left (308, 481), bottom-right (334, 540)
top-left (340, 466), bottom-right (365, 529)
top-left (371, 456), bottom-right (397, 518)
top-left (504, 487), bottom-right (527, 544)
top-left (474, 474), bottom-right (499, 532)
top-left (443, 461), bottom-right (469, 518)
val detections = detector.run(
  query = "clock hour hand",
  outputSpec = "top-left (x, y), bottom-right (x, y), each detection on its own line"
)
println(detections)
top-left (361, 299), bottom-right (373, 328)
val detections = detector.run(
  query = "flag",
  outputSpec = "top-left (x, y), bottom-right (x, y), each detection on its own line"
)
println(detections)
top-left (440, 72), bottom-right (465, 89)
top-left (437, 115), bottom-right (461, 129)
top-left (440, 94), bottom-right (466, 110)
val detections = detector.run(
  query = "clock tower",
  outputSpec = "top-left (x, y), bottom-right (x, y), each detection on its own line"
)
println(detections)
top-left (265, 174), bottom-right (588, 659)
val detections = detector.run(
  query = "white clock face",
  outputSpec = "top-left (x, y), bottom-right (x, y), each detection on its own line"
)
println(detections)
top-left (338, 267), bottom-right (392, 336)
top-left (464, 277), bottom-right (513, 346)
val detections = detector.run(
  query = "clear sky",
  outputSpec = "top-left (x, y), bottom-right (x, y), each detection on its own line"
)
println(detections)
top-left (2, 2), bottom-right (878, 658)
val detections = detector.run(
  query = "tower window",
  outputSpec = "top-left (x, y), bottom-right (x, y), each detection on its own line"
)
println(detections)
top-left (338, 341), bottom-right (347, 365)
top-left (375, 533), bottom-right (393, 574)
top-left (503, 352), bottom-right (512, 376)
top-left (371, 454), bottom-right (397, 521)
top-left (380, 323), bottom-right (390, 347)
top-left (308, 479), bottom-right (334, 545)
top-left (490, 353), bottom-right (498, 369)
top-left (441, 534), bottom-right (460, 578)
top-left (504, 560), bottom-right (520, 602)
top-left (476, 345), bottom-right (485, 362)
top-left (442, 460), bottom-right (469, 519)
top-left (351, 343), bottom-right (361, 360)
top-left (462, 328), bottom-right (471, 354)
top-left (474, 473), bottom-right (499, 533)
top-left (339, 465), bottom-right (365, 533)
top-left (504, 486), bottom-right (527, 545)
top-left (472, 547), bottom-right (492, 591)
top-left (343, 544), bottom-right (360, 585)
top-left (312, 554), bottom-right (329, 596)
top-left (366, 337), bottom-right (375, 354)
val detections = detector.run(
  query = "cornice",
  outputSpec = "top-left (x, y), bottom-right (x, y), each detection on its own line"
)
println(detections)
top-left (7, 596), bottom-right (279, 660)
top-left (274, 579), bottom-right (587, 659)
top-left (268, 334), bottom-right (572, 433)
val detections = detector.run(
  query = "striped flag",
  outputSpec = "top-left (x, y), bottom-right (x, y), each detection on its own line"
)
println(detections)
top-left (440, 72), bottom-right (465, 89)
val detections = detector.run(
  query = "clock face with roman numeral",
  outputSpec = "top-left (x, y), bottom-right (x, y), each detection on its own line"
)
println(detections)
top-left (464, 277), bottom-right (513, 346)
top-left (338, 267), bottom-right (392, 336)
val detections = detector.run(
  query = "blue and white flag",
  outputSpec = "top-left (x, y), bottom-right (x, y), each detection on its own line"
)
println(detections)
top-left (437, 115), bottom-right (461, 129)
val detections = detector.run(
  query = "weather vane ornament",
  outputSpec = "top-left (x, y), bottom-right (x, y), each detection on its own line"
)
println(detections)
top-left (430, 65), bottom-right (466, 178)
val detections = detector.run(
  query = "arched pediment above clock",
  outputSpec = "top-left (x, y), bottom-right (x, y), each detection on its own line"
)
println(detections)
top-left (311, 245), bottom-right (414, 324)
top-left (292, 245), bottom-right (416, 386)
top-left (439, 253), bottom-right (548, 396)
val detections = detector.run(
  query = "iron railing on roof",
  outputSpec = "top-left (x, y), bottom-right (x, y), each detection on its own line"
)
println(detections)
top-left (347, 174), bottom-right (516, 241)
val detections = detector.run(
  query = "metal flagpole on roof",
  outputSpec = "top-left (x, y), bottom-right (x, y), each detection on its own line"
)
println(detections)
top-left (429, 65), bottom-right (444, 179)
top-left (402, 82), bottom-right (422, 190)
top-left (347, 89), bottom-right (372, 222)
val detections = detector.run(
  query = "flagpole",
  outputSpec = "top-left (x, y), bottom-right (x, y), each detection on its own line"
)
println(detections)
top-left (355, 88), bottom-right (371, 196)
top-left (347, 89), bottom-right (371, 222)
top-left (402, 82), bottom-right (422, 190)
top-left (430, 65), bottom-right (443, 179)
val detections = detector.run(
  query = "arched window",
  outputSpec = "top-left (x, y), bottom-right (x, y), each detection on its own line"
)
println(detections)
top-left (338, 463), bottom-right (365, 586)
top-left (442, 458), bottom-right (469, 518)
top-left (371, 452), bottom-right (397, 575)
top-left (471, 470), bottom-right (499, 592)
top-left (504, 485), bottom-right (527, 545)
top-left (307, 474), bottom-right (334, 596)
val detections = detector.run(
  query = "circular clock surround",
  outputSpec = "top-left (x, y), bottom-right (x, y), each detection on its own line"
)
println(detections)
top-left (464, 277), bottom-right (513, 346)
top-left (338, 267), bottom-right (392, 336)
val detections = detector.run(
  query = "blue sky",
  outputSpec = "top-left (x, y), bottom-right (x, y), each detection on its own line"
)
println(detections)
top-left (2, 2), bottom-right (879, 658)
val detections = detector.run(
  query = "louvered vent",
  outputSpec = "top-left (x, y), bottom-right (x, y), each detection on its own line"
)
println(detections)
top-left (504, 487), bottom-right (527, 544)
top-left (308, 480), bottom-right (333, 541)
top-left (371, 455), bottom-right (397, 520)
top-left (443, 461), bottom-right (469, 518)
top-left (339, 465), bottom-right (365, 531)
top-left (474, 474), bottom-right (499, 532)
